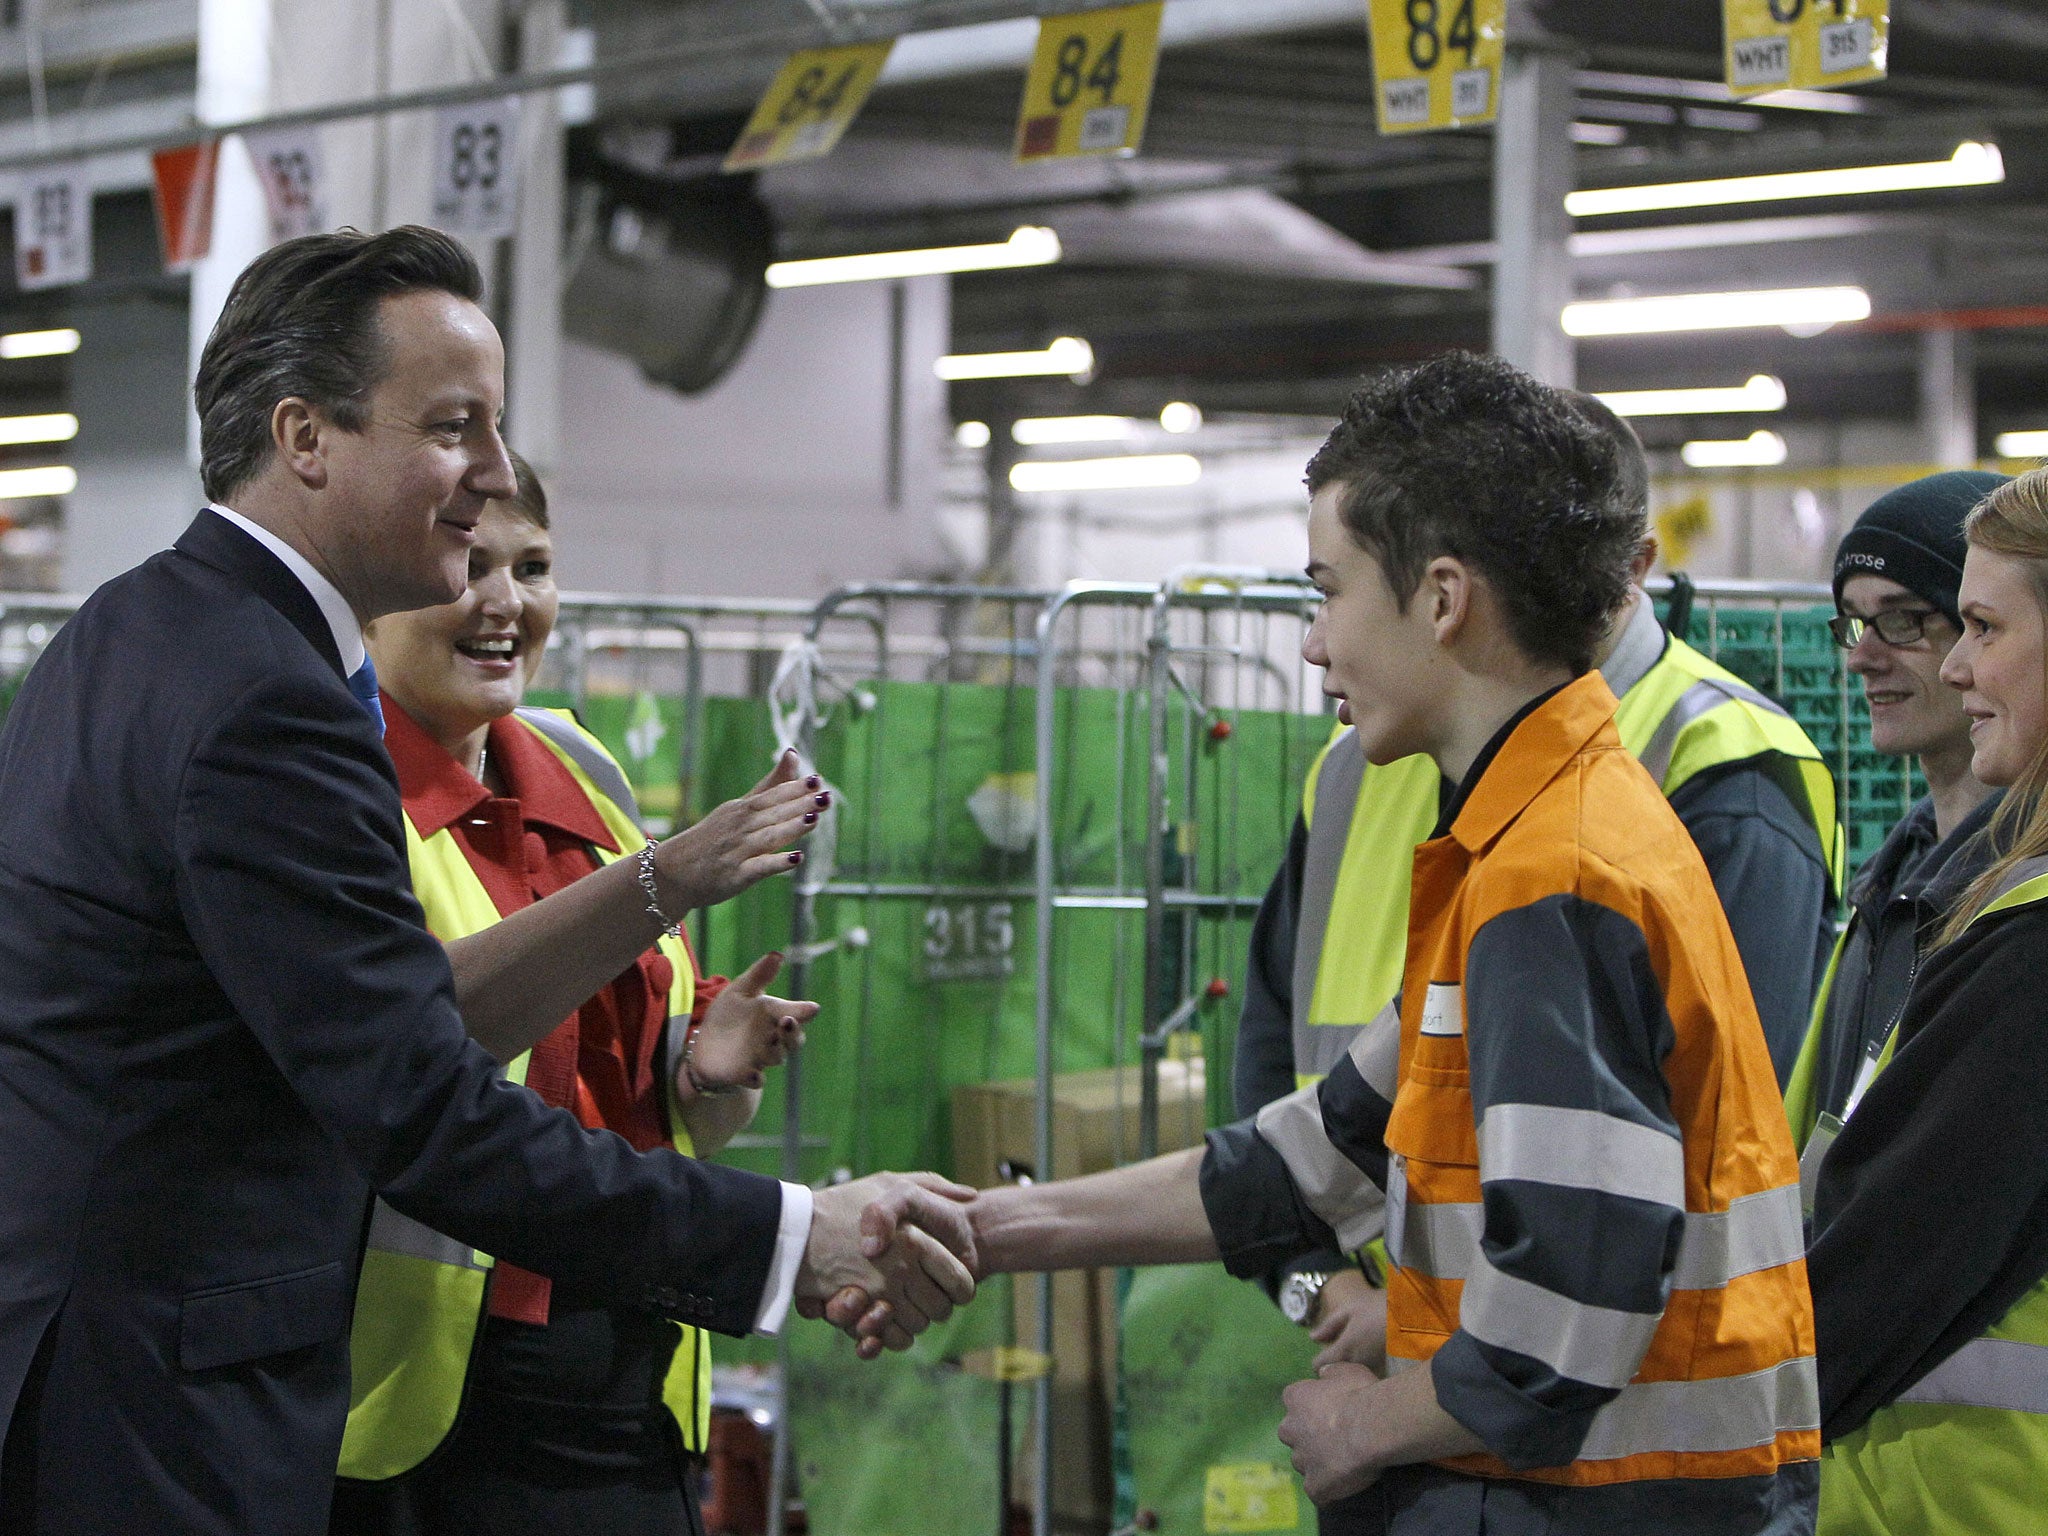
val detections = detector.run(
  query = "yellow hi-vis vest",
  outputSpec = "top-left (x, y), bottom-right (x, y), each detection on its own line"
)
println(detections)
top-left (337, 707), bottom-right (711, 1482)
top-left (1818, 858), bottom-right (2048, 1535)
top-left (1292, 628), bottom-right (1843, 1088)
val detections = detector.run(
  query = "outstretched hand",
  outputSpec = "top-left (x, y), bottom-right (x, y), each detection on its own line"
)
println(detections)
top-left (793, 1172), bottom-right (979, 1359)
top-left (653, 750), bottom-right (823, 914)
top-left (683, 951), bottom-right (814, 1094)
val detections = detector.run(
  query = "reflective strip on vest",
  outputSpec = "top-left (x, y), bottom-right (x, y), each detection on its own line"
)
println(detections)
top-left (1461, 1251), bottom-right (1664, 1390)
top-left (1897, 1338), bottom-right (2048, 1415)
top-left (365, 1197), bottom-right (486, 1273)
top-left (1476, 1103), bottom-right (1684, 1207)
top-left (1389, 1354), bottom-right (1821, 1460)
top-left (1636, 674), bottom-right (1790, 786)
top-left (515, 705), bottom-right (647, 829)
top-left (1386, 1172), bottom-right (1803, 1291)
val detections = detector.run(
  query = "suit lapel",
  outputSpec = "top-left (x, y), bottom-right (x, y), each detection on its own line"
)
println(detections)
top-left (173, 509), bottom-right (345, 678)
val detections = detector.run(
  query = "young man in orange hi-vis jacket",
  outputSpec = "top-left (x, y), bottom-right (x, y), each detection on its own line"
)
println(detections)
top-left (958, 351), bottom-right (1818, 1535)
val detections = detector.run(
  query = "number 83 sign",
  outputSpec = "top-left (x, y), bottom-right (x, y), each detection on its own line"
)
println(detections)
top-left (1366, 0), bottom-right (1505, 135)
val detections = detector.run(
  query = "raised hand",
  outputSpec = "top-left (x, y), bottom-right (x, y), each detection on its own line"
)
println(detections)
top-left (793, 1172), bottom-right (979, 1358)
top-left (653, 750), bottom-right (823, 914)
top-left (682, 951), bottom-right (814, 1095)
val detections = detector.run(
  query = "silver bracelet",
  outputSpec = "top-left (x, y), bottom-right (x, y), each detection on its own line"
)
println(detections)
top-left (681, 1019), bottom-right (737, 1097)
top-left (635, 839), bottom-right (682, 938)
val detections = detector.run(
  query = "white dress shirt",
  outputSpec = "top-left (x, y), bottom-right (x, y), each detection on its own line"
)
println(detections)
top-left (202, 504), bottom-right (813, 1335)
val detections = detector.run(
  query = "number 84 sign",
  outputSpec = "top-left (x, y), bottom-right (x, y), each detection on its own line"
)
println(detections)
top-left (1366, 0), bottom-right (1505, 135)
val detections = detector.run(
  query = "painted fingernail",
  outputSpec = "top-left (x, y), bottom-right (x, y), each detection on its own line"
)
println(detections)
top-left (788, 850), bottom-right (804, 865)
top-left (806, 774), bottom-right (821, 790)
top-left (814, 793), bottom-right (831, 807)
top-left (803, 810), bottom-right (818, 825)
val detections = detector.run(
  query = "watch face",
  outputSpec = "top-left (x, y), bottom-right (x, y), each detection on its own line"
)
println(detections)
top-left (1280, 1274), bottom-right (1317, 1324)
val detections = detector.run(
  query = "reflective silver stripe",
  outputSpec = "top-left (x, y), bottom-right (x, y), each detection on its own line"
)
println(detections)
top-left (1668, 1183), bottom-right (1805, 1288)
top-left (1478, 1103), bottom-right (1685, 1208)
top-left (1460, 1252), bottom-right (1663, 1389)
top-left (1896, 1337), bottom-right (2048, 1415)
top-left (365, 1196), bottom-right (487, 1273)
top-left (1576, 1356), bottom-right (1820, 1461)
top-left (514, 706), bottom-right (646, 830)
top-left (1347, 998), bottom-right (1401, 1103)
top-left (1391, 1193), bottom-right (1483, 1281)
top-left (1390, 1184), bottom-right (1802, 1290)
top-left (1385, 1355), bottom-right (1819, 1460)
top-left (1298, 1018), bottom-right (1369, 1081)
top-left (1290, 729), bottom-right (1368, 1065)
top-left (1638, 676), bottom-right (1790, 786)
top-left (1257, 1085), bottom-right (1386, 1254)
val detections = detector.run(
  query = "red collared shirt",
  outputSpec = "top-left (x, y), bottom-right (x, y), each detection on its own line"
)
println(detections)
top-left (382, 696), bottom-right (680, 1156)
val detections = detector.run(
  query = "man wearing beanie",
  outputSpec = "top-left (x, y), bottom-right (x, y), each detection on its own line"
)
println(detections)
top-left (1784, 469), bottom-right (2008, 1177)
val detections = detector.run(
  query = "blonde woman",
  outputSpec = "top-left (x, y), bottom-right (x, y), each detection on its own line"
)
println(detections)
top-left (1808, 465), bottom-right (2048, 1533)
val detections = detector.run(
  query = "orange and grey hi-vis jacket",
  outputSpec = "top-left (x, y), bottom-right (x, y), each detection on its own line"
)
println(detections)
top-left (1202, 674), bottom-right (1819, 1515)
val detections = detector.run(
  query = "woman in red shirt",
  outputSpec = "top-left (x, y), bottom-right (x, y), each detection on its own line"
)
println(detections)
top-left (330, 455), bottom-right (814, 1536)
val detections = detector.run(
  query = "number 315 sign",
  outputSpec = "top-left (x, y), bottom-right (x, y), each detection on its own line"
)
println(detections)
top-left (1366, 0), bottom-right (1505, 135)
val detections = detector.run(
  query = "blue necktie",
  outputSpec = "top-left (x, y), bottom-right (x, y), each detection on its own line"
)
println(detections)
top-left (346, 656), bottom-right (385, 738)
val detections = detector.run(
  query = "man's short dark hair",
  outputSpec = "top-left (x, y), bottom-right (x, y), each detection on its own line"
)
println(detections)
top-left (194, 225), bottom-right (485, 503)
top-left (1305, 350), bottom-right (1642, 676)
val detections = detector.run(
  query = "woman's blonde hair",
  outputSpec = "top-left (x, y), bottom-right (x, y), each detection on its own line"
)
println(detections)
top-left (1938, 466), bottom-right (2048, 946)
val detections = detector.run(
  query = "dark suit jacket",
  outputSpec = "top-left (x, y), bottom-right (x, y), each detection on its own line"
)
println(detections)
top-left (0, 512), bottom-right (783, 1534)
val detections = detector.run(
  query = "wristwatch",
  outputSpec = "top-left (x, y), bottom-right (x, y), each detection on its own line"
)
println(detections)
top-left (1278, 1270), bottom-right (1332, 1327)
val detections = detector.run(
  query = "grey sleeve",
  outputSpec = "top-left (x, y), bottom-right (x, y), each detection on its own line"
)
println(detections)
top-left (1666, 757), bottom-right (1832, 1086)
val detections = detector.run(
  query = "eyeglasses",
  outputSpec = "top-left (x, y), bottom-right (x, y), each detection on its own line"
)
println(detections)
top-left (1827, 608), bottom-right (1945, 650)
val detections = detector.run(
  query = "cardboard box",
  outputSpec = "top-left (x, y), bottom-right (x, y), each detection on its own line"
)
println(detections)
top-left (952, 1060), bottom-right (1208, 1535)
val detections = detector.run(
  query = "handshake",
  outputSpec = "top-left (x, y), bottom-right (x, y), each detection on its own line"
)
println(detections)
top-left (792, 1171), bottom-right (983, 1358)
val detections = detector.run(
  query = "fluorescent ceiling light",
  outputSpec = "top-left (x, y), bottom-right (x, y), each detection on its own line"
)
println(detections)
top-left (768, 226), bottom-right (1061, 288)
top-left (1995, 430), bottom-right (2048, 458)
top-left (0, 328), bottom-right (80, 359)
top-left (1159, 401), bottom-right (1202, 434)
top-left (1563, 286), bottom-right (1869, 337)
top-left (1571, 121), bottom-right (1628, 146)
top-left (936, 336), bottom-right (1093, 382)
top-left (0, 464), bottom-right (78, 499)
top-left (1568, 142), bottom-right (2003, 217)
top-left (1681, 431), bottom-right (1787, 468)
top-left (1010, 454), bottom-right (1201, 493)
top-left (1012, 415), bottom-right (1133, 445)
top-left (1596, 376), bottom-right (1787, 417)
top-left (0, 412), bottom-right (79, 445)
top-left (954, 420), bottom-right (992, 448)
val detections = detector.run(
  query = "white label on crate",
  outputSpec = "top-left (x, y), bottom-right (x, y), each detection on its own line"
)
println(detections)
top-left (1382, 77), bottom-right (1430, 124)
top-left (1450, 66), bottom-right (1493, 118)
top-left (1819, 18), bottom-right (1875, 73)
top-left (14, 162), bottom-right (91, 291)
top-left (432, 96), bottom-right (520, 239)
top-left (1729, 34), bottom-right (1791, 87)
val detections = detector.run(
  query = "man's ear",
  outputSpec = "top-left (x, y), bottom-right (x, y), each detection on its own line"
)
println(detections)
top-left (272, 398), bottom-right (328, 491)
top-left (1422, 555), bottom-right (1474, 645)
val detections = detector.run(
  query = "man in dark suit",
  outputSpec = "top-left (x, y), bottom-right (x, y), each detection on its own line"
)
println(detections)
top-left (0, 226), bottom-right (969, 1535)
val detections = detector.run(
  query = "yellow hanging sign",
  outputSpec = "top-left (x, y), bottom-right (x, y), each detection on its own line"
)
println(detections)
top-left (1014, 2), bottom-right (1165, 163)
top-left (1365, 0), bottom-right (1506, 135)
top-left (724, 40), bottom-right (895, 172)
top-left (1722, 0), bottom-right (1889, 95)
top-left (1202, 1462), bottom-right (1300, 1534)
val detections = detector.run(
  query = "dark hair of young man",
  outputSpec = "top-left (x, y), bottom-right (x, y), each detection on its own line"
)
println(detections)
top-left (1305, 350), bottom-right (1642, 676)
top-left (193, 225), bottom-right (485, 504)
